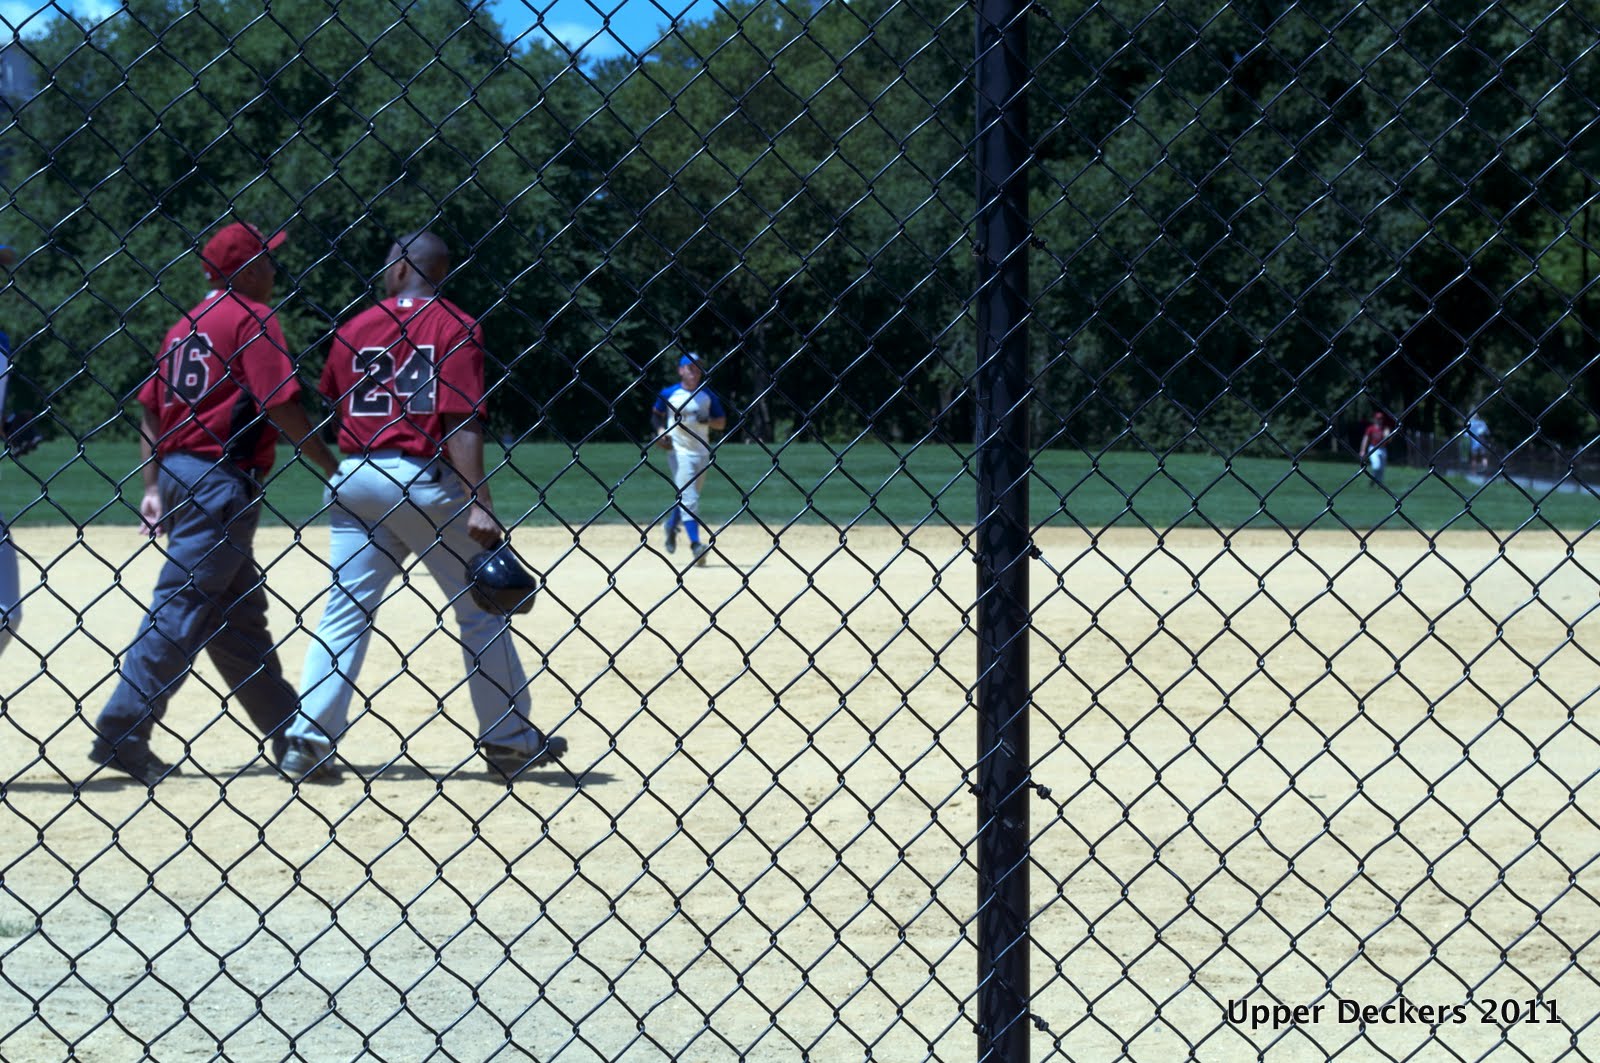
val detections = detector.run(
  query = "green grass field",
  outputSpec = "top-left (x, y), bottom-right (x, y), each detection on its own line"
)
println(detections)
top-left (1, 439), bottom-right (1594, 533)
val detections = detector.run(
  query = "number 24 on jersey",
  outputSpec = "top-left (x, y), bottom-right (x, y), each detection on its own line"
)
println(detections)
top-left (351, 345), bottom-right (437, 416)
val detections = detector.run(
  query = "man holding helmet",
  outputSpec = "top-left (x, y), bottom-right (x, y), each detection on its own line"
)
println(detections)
top-left (281, 230), bottom-right (567, 784)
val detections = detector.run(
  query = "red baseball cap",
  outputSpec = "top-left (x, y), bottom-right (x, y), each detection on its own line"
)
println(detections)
top-left (201, 222), bottom-right (286, 279)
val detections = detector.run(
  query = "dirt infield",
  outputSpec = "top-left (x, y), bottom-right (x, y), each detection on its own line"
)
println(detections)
top-left (0, 523), bottom-right (1595, 1060)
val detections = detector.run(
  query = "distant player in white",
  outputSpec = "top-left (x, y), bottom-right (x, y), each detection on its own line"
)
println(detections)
top-left (652, 352), bottom-right (726, 565)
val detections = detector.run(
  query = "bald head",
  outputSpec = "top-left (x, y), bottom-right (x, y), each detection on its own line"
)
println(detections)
top-left (384, 230), bottom-right (450, 296)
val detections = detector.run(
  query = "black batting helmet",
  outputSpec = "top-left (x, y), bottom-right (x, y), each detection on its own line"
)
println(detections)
top-left (466, 543), bottom-right (539, 615)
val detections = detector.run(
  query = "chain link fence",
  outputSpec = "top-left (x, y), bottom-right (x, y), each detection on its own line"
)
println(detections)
top-left (1, 0), bottom-right (1597, 1059)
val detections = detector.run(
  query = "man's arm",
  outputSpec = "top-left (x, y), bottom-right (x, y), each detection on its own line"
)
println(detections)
top-left (266, 400), bottom-right (338, 478)
top-left (650, 405), bottom-right (672, 449)
top-left (138, 404), bottom-right (163, 537)
top-left (442, 413), bottom-right (504, 547)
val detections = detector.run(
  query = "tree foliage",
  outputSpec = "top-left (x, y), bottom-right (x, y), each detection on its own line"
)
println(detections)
top-left (2, 0), bottom-right (1594, 452)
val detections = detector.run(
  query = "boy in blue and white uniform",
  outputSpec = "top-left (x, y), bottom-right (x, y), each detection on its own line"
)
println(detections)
top-left (652, 352), bottom-right (726, 565)
top-left (0, 325), bottom-right (20, 654)
top-left (1467, 411), bottom-right (1491, 473)
top-left (0, 241), bottom-right (22, 653)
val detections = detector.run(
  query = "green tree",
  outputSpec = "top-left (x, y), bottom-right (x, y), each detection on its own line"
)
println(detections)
top-left (1, 0), bottom-right (610, 439)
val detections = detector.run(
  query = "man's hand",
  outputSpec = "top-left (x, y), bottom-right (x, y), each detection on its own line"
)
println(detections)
top-left (3, 410), bottom-right (42, 457)
top-left (140, 487), bottom-right (164, 538)
top-left (466, 501), bottom-right (504, 548)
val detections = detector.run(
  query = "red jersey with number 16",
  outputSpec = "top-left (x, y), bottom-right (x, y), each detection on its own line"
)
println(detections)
top-left (136, 290), bottom-right (301, 472)
top-left (321, 296), bottom-right (489, 457)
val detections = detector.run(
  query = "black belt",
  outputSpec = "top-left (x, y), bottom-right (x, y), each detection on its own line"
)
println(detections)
top-left (165, 452), bottom-right (265, 483)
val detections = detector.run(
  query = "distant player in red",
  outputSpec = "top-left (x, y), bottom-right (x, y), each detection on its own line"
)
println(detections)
top-left (92, 221), bottom-right (337, 785)
top-left (281, 231), bottom-right (566, 783)
top-left (1359, 409), bottom-right (1397, 487)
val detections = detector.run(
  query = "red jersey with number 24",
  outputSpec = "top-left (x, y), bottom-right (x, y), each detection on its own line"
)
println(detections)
top-left (137, 290), bottom-right (301, 472)
top-left (321, 296), bottom-right (489, 457)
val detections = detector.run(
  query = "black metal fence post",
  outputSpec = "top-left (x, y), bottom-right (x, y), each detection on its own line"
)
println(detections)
top-left (974, 0), bottom-right (1032, 1056)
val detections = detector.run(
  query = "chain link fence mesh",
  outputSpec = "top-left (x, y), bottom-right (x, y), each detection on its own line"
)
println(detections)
top-left (0, 0), bottom-right (1596, 1059)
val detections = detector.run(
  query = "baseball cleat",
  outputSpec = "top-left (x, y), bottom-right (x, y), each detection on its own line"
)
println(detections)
top-left (665, 525), bottom-right (679, 555)
top-left (481, 733), bottom-right (568, 779)
top-left (278, 738), bottom-right (343, 784)
top-left (692, 541), bottom-right (708, 567)
top-left (90, 736), bottom-right (176, 786)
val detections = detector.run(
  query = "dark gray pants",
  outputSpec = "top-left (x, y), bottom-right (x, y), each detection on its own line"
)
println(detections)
top-left (96, 453), bottom-right (295, 749)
